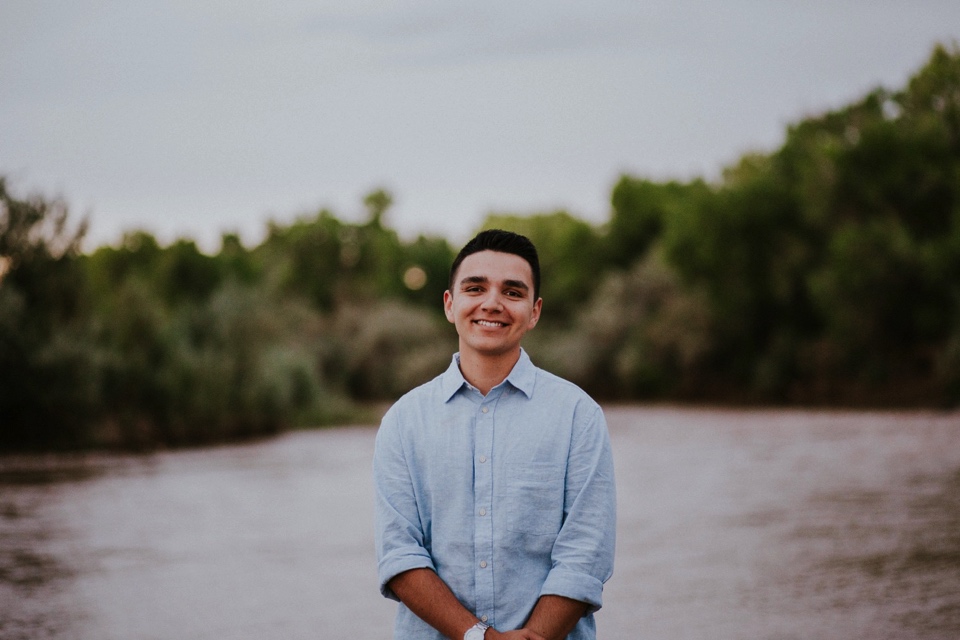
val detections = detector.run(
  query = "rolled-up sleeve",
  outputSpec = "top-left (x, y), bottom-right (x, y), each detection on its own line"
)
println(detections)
top-left (373, 407), bottom-right (435, 601)
top-left (539, 404), bottom-right (616, 613)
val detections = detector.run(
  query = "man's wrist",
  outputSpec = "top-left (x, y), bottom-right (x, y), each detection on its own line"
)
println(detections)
top-left (463, 621), bottom-right (489, 640)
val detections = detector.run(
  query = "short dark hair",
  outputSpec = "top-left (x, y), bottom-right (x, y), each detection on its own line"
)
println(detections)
top-left (449, 229), bottom-right (541, 299)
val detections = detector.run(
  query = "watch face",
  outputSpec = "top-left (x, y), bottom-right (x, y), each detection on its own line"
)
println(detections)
top-left (464, 625), bottom-right (487, 640)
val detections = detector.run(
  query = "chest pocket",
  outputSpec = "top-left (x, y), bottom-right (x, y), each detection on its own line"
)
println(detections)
top-left (500, 462), bottom-right (564, 535)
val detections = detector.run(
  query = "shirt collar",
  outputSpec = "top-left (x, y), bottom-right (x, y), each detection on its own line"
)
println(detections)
top-left (440, 348), bottom-right (537, 402)
top-left (504, 348), bottom-right (536, 398)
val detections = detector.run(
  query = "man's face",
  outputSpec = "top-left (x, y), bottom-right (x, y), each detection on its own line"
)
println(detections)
top-left (444, 250), bottom-right (542, 360)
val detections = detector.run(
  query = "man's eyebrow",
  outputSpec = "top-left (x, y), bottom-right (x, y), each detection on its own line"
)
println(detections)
top-left (457, 276), bottom-right (530, 291)
top-left (502, 279), bottom-right (529, 291)
top-left (459, 275), bottom-right (489, 287)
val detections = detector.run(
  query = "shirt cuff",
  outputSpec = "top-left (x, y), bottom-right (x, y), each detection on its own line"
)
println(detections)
top-left (539, 567), bottom-right (605, 614)
top-left (378, 551), bottom-right (436, 601)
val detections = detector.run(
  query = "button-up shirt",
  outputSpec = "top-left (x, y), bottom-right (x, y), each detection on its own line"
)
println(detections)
top-left (374, 349), bottom-right (616, 639)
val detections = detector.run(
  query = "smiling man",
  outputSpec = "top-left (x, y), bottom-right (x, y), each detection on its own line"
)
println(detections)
top-left (373, 229), bottom-right (616, 640)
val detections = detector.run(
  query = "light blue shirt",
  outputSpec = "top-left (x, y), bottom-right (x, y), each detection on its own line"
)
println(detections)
top-left (374, 349), bottom-right (616, 639)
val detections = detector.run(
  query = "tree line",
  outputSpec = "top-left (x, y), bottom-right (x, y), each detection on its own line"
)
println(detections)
top-left (2, 44), bottom-right (959, 450)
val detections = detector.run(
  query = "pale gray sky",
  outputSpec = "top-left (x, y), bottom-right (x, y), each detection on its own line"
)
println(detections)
top-left (2, 1), bottom-right (959, 251)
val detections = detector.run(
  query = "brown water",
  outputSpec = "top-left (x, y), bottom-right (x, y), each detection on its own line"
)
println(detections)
top-left (1, 407), bottom-right (958, 639)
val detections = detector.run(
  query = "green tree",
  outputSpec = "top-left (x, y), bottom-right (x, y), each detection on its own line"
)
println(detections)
top-left (84, 230), bottom-right (163, 302)
top-left (363, 188), bottom-right (393, 229)
top-left (530, 249), bottom-right (713, 399)
top-left (606, 177), bottom-right (708, 269)
top-left (258, 209), bottom-right (345, 311)
top-left (397, 234), bottom-right (455, 309)
top-left (0, 179), bottom-right (95, 449)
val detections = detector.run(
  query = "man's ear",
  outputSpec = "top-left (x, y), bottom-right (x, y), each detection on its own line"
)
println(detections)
top-left (443, 290), bottom-right (455, 323)
top-left (529, 297), bottom-right (543, 328)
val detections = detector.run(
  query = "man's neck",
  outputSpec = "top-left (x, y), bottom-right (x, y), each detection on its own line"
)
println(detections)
top-left (458, 348), bottom-right (521, 396)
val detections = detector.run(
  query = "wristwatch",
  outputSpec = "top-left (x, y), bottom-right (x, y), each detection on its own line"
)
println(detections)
top-left (464, 621), bottom-right (489, 640)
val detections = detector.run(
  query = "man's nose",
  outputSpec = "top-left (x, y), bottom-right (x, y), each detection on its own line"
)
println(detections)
top-left (480, 290), bottom-right (503, 310)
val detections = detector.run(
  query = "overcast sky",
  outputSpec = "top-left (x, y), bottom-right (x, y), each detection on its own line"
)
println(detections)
top-left (2, 1), bottom-right (959, 251)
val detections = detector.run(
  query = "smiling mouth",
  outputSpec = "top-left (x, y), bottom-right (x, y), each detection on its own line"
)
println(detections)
top-left (475, 320), bottom-right (507, 328)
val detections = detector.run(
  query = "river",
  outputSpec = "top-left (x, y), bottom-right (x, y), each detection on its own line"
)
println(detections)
top-left (2, 406), bottom-right (958, 639)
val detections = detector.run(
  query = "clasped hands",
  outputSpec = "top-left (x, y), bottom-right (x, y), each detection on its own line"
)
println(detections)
top-left (485, 628), bottom-right (548, 640)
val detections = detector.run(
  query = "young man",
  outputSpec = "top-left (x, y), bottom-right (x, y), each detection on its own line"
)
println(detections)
top-left (374, 230), bottom-right (616, 640)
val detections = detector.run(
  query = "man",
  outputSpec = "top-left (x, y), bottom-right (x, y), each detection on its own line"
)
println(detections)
top-left (374, 229), bottom-right (616, 640)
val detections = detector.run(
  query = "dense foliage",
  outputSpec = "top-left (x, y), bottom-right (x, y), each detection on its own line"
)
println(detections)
top-left (2, 44), bottom-right (959, 450)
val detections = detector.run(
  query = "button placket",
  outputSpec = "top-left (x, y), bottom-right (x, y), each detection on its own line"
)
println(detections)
top-left (473, 396), bottom-right (497, 624)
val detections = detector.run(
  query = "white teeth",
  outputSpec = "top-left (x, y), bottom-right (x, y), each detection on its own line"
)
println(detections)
top-left (476, 320), bottom-right (505, 327)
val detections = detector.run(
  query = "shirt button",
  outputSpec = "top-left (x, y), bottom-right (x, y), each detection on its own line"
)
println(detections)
top-left (481, 615), bottom-right (488, 622)
top-left (478, 455), bottom-right (487, 463)
top-left (481, 407), bottom-right (489, 414)
top-left (479, 560), bottom-right (488, 568)
top-left (479, 508), bottom-right (487, 516)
